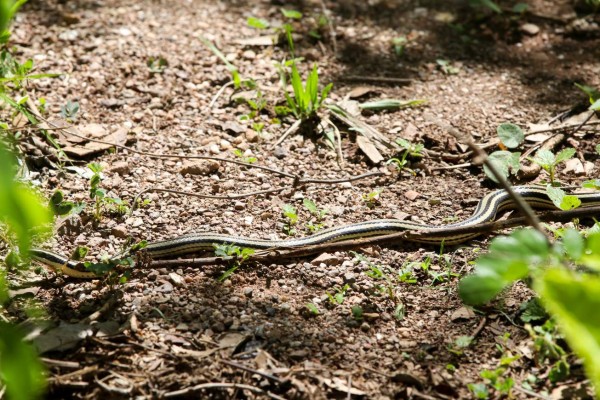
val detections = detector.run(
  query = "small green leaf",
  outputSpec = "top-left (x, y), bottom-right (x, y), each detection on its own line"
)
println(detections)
top-left (583, 179), bottom-right (600, 190)
top-left (590, 99), bottom-right (600, 111)
top-left (575, 82), bottom-right (600, 103)
top-left (532, 149), bottom-right (555, 167)
top-left (247, 17), bottom-right (269, 29)
top-left (359, 99), bottom-right (426, 111)
top-left (512, 3), bottom-right (528, 13)
top-left (563, 228), bottom-right (585, 260)
top-left (303, 198), bottom-right (318, 214)
top-left (281, 9), bottom-right (303, 19)
top-left (535, 269), bottom-right (600, 392)
top-left (497, 123), bottom-right (524, 149)
top-left (454, 335), bottom-right (474, 348)
top-left (519, 298), bottom-right (547, 322)
top-left (554, 148), bottom-right (575, 164)
top-left (0, 323), bottom-right (46, 400)
top-left (546, 185), bottom-right (581, 210)
top-left (484, 151), bottom-right (520, 182)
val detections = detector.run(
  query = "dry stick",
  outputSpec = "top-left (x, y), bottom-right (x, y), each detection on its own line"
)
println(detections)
top-left (519, 133), bottom-right (565, 179)
top-left (163, 382), bottom-right (287, 400)
top-left (338, 75), bottom-right (412, 85)
top-left (219, 359), bottom-right (283, 384)
top-left (141, 204), bottom-right (600, 269)
top-left (131, 171), bottom-right (383, 207)
top-left (38, 116), bottom-right (295, 179)
top-left (318, 0), bottom-right (337, 54)
top-left (207, 81), bottom-right (235, 110)
top-left (39, 116), bottom-right (384, 185)
top-left (427, 115), bottom-right (545, 234)
top-left (471, 317), bottom-right (487, 339)
top-left (271, 119), bottom-right (301, 150)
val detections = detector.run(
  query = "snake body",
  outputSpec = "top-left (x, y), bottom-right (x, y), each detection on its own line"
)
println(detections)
top-left (30, 186), bottom-right (600, 278)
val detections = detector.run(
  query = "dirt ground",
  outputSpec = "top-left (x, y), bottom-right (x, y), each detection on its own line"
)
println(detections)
top-left (3, 0), bottom-right (600, 398)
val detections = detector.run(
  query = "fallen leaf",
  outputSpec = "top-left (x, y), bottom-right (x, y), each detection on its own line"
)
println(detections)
top-left (347, 86), bottom-right (378, 99)
top-left (321, 377), bottom-right (366, 396)
top-left (450, 306), bottom-right (476, 321)
top-left (404, 190), bottom-right (420, 201)
top-left (32, 323), bottom-right (94, 354)
top-left (356, 135), bottom-right (384, 164)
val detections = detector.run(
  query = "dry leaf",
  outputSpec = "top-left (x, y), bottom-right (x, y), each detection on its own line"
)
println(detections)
top-left (356, 135), bottom-right (384, 164)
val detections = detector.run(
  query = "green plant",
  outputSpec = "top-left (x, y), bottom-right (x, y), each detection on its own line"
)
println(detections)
top-left (281, 62), bottom-right (332, 122)
top-left (147, 56), bottom-right (168, 74)
top-left (305, 302), bottom-right (319, 315)
top-left (303, 198), bottom-right (327, 232)
top-left (436, 59), bottom-right (460, 75)
top-left (448, 335), bottom-right (474, 356)
top-left (392, 36), bottom-right (408, 56)
top-left (326, 284), bottom-right (349, 305)
top-left (87, 163), bottom-right (130, 220)
top-left (528, 148), bottom-right (575, 185)
top-left (351, 305), bottom-right (363, 320)
top-left (387, 138), bottom-right (425, 175)
top-left (60, 99), bottom-right (79, 121)
top-left (200, 37), bottom-right (242, 89)
top-left (459, 226), bottom-right (600, 396)
top-left (362, 188), bottom-right (382, 208)
top-left (525, 320), bottom-right (570, 383)
top-left (49, 190), bottom-right (85, 217)
top-left (0, 142), bottom-right (49, 399)
top-left (232, 148), bottom-right (257, 163)
top-left (214, 243), bottom-right (255, 281)
top-left (281, 204), bottom-right (298, 235)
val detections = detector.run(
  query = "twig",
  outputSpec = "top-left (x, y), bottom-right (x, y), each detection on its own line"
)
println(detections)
top-left (131, 170), bottom-right (383, 210)
top-left (430, 162), bottom-right (472, 171)
top-left (471, 317), bottom-right (487, 339)
top-left (271, 119), bottom-right (301, 150)
top-left (163, 382), bottom-right (287, 399)
top-left (207, 81), bottom-right (234, 110)
top-left (318, 0), bottom-right (337, 54)
top-left (37, 116), bottom-right (296, 179)
top-left (426, 115), bottom-right (545, 235)
top-left (140, 204), bottom-right (600, 269)
top-left (513, 385), bottom-right (550, 400)
top-left (81, 293), bottom-right (119, 323)
top-left (48, 366), bottom-right (98, 383)
top-left (219, 359), bottom-right (283, 383)
top-left (41, 358), bottom-right (81, 369)
top-left (338, 75), bottom-right (412, 85)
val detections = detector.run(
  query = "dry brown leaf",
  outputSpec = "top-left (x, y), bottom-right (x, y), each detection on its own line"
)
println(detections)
top-left (356, 135), bottom-right (384, 164)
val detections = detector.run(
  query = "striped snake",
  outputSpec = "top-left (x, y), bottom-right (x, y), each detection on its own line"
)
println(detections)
top-left (30, 186), bottom-right (600, 278)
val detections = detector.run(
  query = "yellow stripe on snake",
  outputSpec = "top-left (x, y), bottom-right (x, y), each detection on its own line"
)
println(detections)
top-left (30, 186), bottom-right (600, 278)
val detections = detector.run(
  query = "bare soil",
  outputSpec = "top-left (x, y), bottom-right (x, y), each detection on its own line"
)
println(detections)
top-left (3, 0), bottom-right (600, 398)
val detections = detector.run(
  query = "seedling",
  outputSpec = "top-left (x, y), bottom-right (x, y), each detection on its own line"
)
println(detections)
top-left (392, 36), bottom-right (408, 56)
top-left (484, 123), bottom-right (524, 182)
top-left (281, 62), bottom-right (332, 122)
top-left (281, 204), bottom-right (298, 235)
top-left (351, 305), bottom-right (363, 320)
top-left (214, 243), bottom-right (255, 282)
top-left (528, 148), bottom-right (575, 185)
top-left (60, 99), bottom-right (79, 121)
top-left (448, 335), bottom-right (474, 356)
top-left (326, 284), bottom-right (349, 305)
top-left (387, 138), bottom-right (424, 175)
top-left (436, 59), bottom-right (460, 75)
top-left (147, 56), bottom-right (168, 74)
top-left (232, 148), bottom-right (257, 164)
top-left (49, 190), bottom-right (85, 217)
top-left (87, 163), bottom-right (130, 220)
top-left (303, 198), bottom-right (327, 232)
top-left (362, 188), bottom-right (382, 208)
top-left (200, 37), bottom-right (242, 89)
top-left (305, 302), bottom-right (320, 316)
